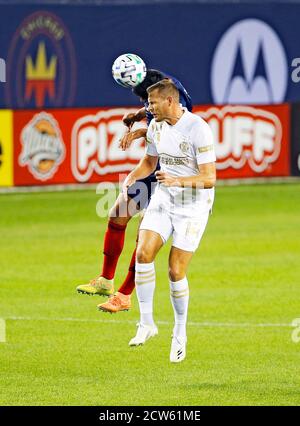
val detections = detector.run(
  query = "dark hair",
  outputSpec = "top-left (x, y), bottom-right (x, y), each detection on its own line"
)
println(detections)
top-left (133, 69), bottom-right (164, 100)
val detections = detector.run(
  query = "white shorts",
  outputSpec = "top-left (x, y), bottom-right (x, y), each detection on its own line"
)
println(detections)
top-left (140, 191), bottom-right (211, 252)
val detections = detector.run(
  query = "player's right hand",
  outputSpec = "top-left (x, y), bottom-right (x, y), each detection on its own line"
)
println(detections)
top-left (122, 174), bottom-right (136, 201)
top-left (122, 113), bottom-right (136, 130)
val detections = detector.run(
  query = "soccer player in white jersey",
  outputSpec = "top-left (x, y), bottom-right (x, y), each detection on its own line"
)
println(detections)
top-left (122, 79), bottom-right (216, 363)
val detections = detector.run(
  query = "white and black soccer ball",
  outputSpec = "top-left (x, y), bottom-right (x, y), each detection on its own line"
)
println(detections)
top-left (112, 53), bottom-right (147, 88)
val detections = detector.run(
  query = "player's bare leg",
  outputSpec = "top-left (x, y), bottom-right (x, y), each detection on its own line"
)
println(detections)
top-left (168, 246), bottom-right (193, 281)
top-left (168, 246), bottom-right (193, 363)
top-left (76, 193), bottom-right (140, 297)
top-left (129, 230), bottom-right (163, 346)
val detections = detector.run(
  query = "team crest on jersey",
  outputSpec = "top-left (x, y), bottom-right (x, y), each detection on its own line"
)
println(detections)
top-left (5, 11), bottom-right (76, 108)
top-left (179, 141), bottom-right (190, 154)
top-left (19, 112), bottom-right (65, 180)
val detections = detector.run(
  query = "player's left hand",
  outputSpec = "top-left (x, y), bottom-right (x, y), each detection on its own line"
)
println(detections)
top-left (119, 131), bottom-right (136, 150)
top-left (155, 171), bottom-right (181, 187)
top-left (119, 128), bottom-right (147, 151)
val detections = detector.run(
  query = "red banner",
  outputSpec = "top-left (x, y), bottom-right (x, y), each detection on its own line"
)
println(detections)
top-left (13, 107), bottom-right (146, 186)
top-left (194, 104), bottom-right (290, 179)
top-left (13, 104), bottom-right (290, 186)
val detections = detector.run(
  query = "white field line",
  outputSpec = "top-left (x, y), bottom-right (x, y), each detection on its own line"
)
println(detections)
top-left (4, 316), bottom-right (293, 328)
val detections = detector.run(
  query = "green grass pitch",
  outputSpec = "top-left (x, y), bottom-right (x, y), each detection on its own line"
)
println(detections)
top-left (0, 183), bottom-right (300, 406)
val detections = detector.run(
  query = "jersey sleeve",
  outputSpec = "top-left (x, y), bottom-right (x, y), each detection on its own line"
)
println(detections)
top-left (146, 121), bottom-right (159, 157)
top-left (192, 121), bottom-right (216, 165)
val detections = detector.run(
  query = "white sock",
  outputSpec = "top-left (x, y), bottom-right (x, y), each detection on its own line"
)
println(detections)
top-left (170, 277), bottom-right (189, 339)
top-left (135, 262), bottom-right (155, 327)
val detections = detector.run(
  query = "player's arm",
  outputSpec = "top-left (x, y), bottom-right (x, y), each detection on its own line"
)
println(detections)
top-left (120, 107), bottom-right (147, 150)
top-left (119, 127), bottom-right (147, 150)
top-left (155, 162), bottom-right (216, 189)
top-left (122, 154), bottom-right (158, 200)
top-left (122, 107), bottom-right (146, 129)
top-left (122, 118), bottom-right (158, 199)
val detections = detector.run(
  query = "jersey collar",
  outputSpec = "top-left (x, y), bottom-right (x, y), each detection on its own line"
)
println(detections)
top-left (169, 107), bottom-right (188, 128)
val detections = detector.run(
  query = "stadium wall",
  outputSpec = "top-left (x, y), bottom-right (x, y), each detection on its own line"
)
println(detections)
top-left (0, 3), bottom-right (300, 186)
top-left (1, 4), bottom-right (300, 108)
top-left (0, 103), bottom-right (298, 187)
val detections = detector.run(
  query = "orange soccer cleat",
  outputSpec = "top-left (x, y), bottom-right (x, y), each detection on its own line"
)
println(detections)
top-left (97, 292), bottom-right (131, 313)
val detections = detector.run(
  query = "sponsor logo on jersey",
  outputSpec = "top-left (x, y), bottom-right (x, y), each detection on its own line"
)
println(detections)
top-left (5, 11), bottom-right (76, 108)
top-left (160, 155), bottom-right (189, 166)
top-left (197, 106), bottom-right (282, 173)
top-left (71, 109), bottom-right (145, 182)
top-left (19, 112), bottom-right (65, 180)
top-left (211, 19), bottom-right (288, 104)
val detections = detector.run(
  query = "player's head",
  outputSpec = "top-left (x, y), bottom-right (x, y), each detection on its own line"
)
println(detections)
top-left (132, 69), bottom-right (164, 101)
top-left (146, 79), bottom-right (180, 122)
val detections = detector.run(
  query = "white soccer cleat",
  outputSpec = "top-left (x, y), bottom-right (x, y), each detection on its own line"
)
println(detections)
top-left (129, 322), bottom-right (158, 346)
top-left (170, 335), bottom-right (187, 363)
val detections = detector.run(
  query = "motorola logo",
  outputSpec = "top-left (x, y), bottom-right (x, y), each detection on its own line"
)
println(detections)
top-left (211, 19), bottom-right (288, 104)
top-left (0, 58), bottom-right (6, 83)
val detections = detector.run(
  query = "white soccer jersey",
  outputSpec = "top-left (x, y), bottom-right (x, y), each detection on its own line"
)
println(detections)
top-left (146, 108), bottom-right (216, 214)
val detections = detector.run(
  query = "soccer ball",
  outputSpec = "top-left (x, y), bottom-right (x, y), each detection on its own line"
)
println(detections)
top-left (112, 53), bottom-right (147, 88)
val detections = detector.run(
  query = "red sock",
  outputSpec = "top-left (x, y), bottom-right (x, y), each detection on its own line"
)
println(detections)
top-left (118, 247), bottom-right (136, 296)
top-left (101, 220), bottom-right (127, 280)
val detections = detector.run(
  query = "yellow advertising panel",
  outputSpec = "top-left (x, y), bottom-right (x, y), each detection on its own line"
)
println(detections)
top-left (0, 110), bottom-right (13, 186)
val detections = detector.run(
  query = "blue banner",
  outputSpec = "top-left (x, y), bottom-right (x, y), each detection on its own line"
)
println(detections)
top-left (0, 3), bottom-right (300, 108)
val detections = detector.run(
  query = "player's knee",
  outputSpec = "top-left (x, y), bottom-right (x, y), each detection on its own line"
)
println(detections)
top-left (108, 203), bottom-right (131, 225)
top-left (108, 213), bottom-right (129, 226)
top-left (136, 246), bottom-right (154, 263)
top-left (108, 195), bottom-right (132, 223)
top-left (108, 204), bottom-right (118, 220)
top-left (168, 265), bottom-right (185, 282)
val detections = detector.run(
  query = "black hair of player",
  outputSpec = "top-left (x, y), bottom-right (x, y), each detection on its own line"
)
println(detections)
top-left (133, 69), bottom-right (165, 101)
